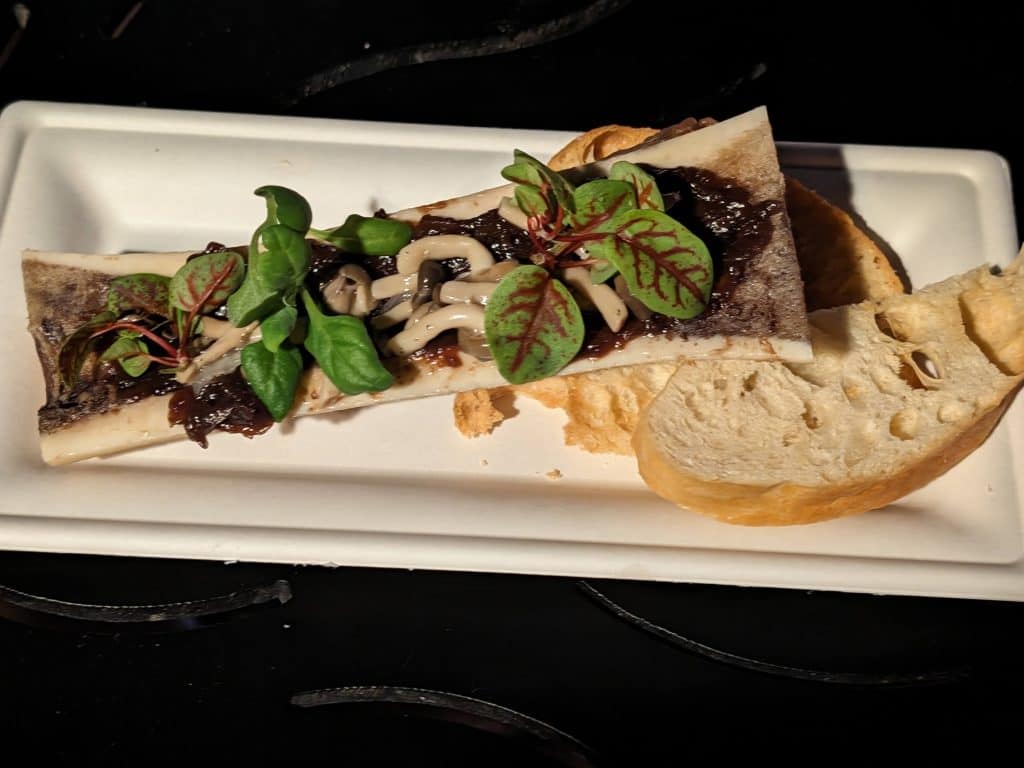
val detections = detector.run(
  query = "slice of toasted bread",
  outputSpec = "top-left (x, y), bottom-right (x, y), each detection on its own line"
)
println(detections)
top-left (632, 253), bottom-right (1024, 525)
top-left (454, 124), bottom-right (906, 451)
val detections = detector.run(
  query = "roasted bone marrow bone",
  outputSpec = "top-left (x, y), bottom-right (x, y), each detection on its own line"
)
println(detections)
top-left (22, 106), bottom-right (810, 465)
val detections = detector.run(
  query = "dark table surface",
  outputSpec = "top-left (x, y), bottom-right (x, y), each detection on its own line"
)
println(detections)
top-left (2, 1), bottom-right (1023, 762)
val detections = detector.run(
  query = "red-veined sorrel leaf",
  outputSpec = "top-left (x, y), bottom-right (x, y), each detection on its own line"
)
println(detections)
top-left (484, 265), bottom-right (584, 385)
top-left (169, 250), bottom-right (245, 315)
top-left (610, 161), bottom-right (664, 211)
top-left (587, 209), bottom-right (712, 319)
top-left (501, 150), bottom-right (576, 217)
top-left (514, 185), bottom-right (549, 220)
top-left (99, 333), bottom-right (151, 377)
top-left (501, 154), bottom-right (544, 187)
top-left (589, 259), bottom-right (618, 284)
top-left (571, 179), bottom-right (636, 231)
top-left (106, 273), bottom-right (170, 317)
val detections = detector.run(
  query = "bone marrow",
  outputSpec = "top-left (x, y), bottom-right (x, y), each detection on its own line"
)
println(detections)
top-left (22, 106), bottom-right (811, 464)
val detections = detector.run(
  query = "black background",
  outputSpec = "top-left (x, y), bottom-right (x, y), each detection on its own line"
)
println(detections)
top-left (2, 1), bottom-right (1023, 763)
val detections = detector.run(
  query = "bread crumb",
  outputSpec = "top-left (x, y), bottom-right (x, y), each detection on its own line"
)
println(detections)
top-left (480, 458), bottom-right (489, 467)
top-left (546, 468), bottom-right (563, 480)
top-left (453, 389), bottom-right (506, 438)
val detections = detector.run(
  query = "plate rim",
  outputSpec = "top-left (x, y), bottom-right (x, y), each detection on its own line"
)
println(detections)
top-left (1, 100), bottom-right (1021, 600)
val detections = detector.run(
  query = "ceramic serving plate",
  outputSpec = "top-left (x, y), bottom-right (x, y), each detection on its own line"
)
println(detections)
top-left (0, 102), bottom-right (1020, 600)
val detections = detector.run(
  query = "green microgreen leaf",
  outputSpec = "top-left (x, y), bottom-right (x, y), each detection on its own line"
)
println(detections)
top-left (228, 226), bottom-right (310, 327)
top-left (254, 185), bottom-right (313, 233)
top-left (99, 333), bottom-right (150, 377)
top-left (226, 276), bottom-right (283, 328)
top-left (309, 214), bottom-right (412, 257)
top-left (300, 289), bottom-right (394, 395)
top-left (253, 226), bottom-right (311, 293)
top-left (240, 340), bottom-right (303, 421)
top-left (259, 304), bottom-right (298, 353)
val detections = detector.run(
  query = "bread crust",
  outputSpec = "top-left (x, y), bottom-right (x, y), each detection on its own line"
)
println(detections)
top-left (633, 386), bottom-right (1019, 525)
top-left (547, 125), bottom-right (658, 169)
top-left (784, 178), bottom-right (906, 310)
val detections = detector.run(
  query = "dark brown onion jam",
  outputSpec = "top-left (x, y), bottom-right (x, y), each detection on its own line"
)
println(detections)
top-left (168, 368), bottom-right (273, 447)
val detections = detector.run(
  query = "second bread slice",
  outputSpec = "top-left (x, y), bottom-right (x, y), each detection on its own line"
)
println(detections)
top-left (633, 255), bottom-right (1024, 525)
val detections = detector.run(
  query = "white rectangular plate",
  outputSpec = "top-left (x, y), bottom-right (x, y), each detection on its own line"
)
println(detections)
top-left (1, 102), bottom-right (1021, 600)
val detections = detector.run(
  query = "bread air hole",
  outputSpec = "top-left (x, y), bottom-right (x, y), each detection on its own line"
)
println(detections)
top-left (898, 361), bottom-right (927, 390)
top-left (911, 349), bottom-right (943, 380)
top-left (898, 348), bottom-right (943, 390)
top-left (874, 312), bottom-right (907, 341)
top-left (912, 350), bottom-right (940, 378)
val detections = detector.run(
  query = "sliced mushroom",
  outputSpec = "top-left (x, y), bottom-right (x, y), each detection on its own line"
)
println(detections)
top-left (197, 317), bottom-right (234, 340)
top-left (386, 304), bottom-right (486, 356)
top-left (404, 301), bottom-right (435, 330)
top-left (371, 272), bottom-right (416, 300)
top-left (187, 347), bottom-right (244, 391)
top-left (322, 264), bottom-right (374, 317)
top-left (614, 275), bottom-right (651, 321)
top-left (497, 197), bottom-right (529, 230)
top-left (176, 321), bottom-right (259, 384)
top-left (411, 260), bottom-right (446, 309)
top-left (370, 296), bottom-right (414, 329)
top-left (563, 266), bottom-right (627, 333)
top-left (458, 327), bottom-right (492, 361)
top-left (465, 260), bottom-right (519, 283)
top-left (395, 235), bottom-right (495, 277)
top-left (439, 281), bottom-right (498, 305)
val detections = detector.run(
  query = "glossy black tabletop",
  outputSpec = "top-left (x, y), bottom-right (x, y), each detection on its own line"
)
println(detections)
top-left (2, 2), bottom-right (1022, 762)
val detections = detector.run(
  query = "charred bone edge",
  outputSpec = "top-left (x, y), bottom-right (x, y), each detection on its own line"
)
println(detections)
top-left (26, 106), bottom-right (811, 465)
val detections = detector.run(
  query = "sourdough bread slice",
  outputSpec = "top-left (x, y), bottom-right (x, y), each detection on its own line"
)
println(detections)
top-left (632, 253), bottom-right (1024, 525)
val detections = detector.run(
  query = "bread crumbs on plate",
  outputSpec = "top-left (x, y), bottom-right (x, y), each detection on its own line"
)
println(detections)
top-left (546, 469), bottom-right (563, 481)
